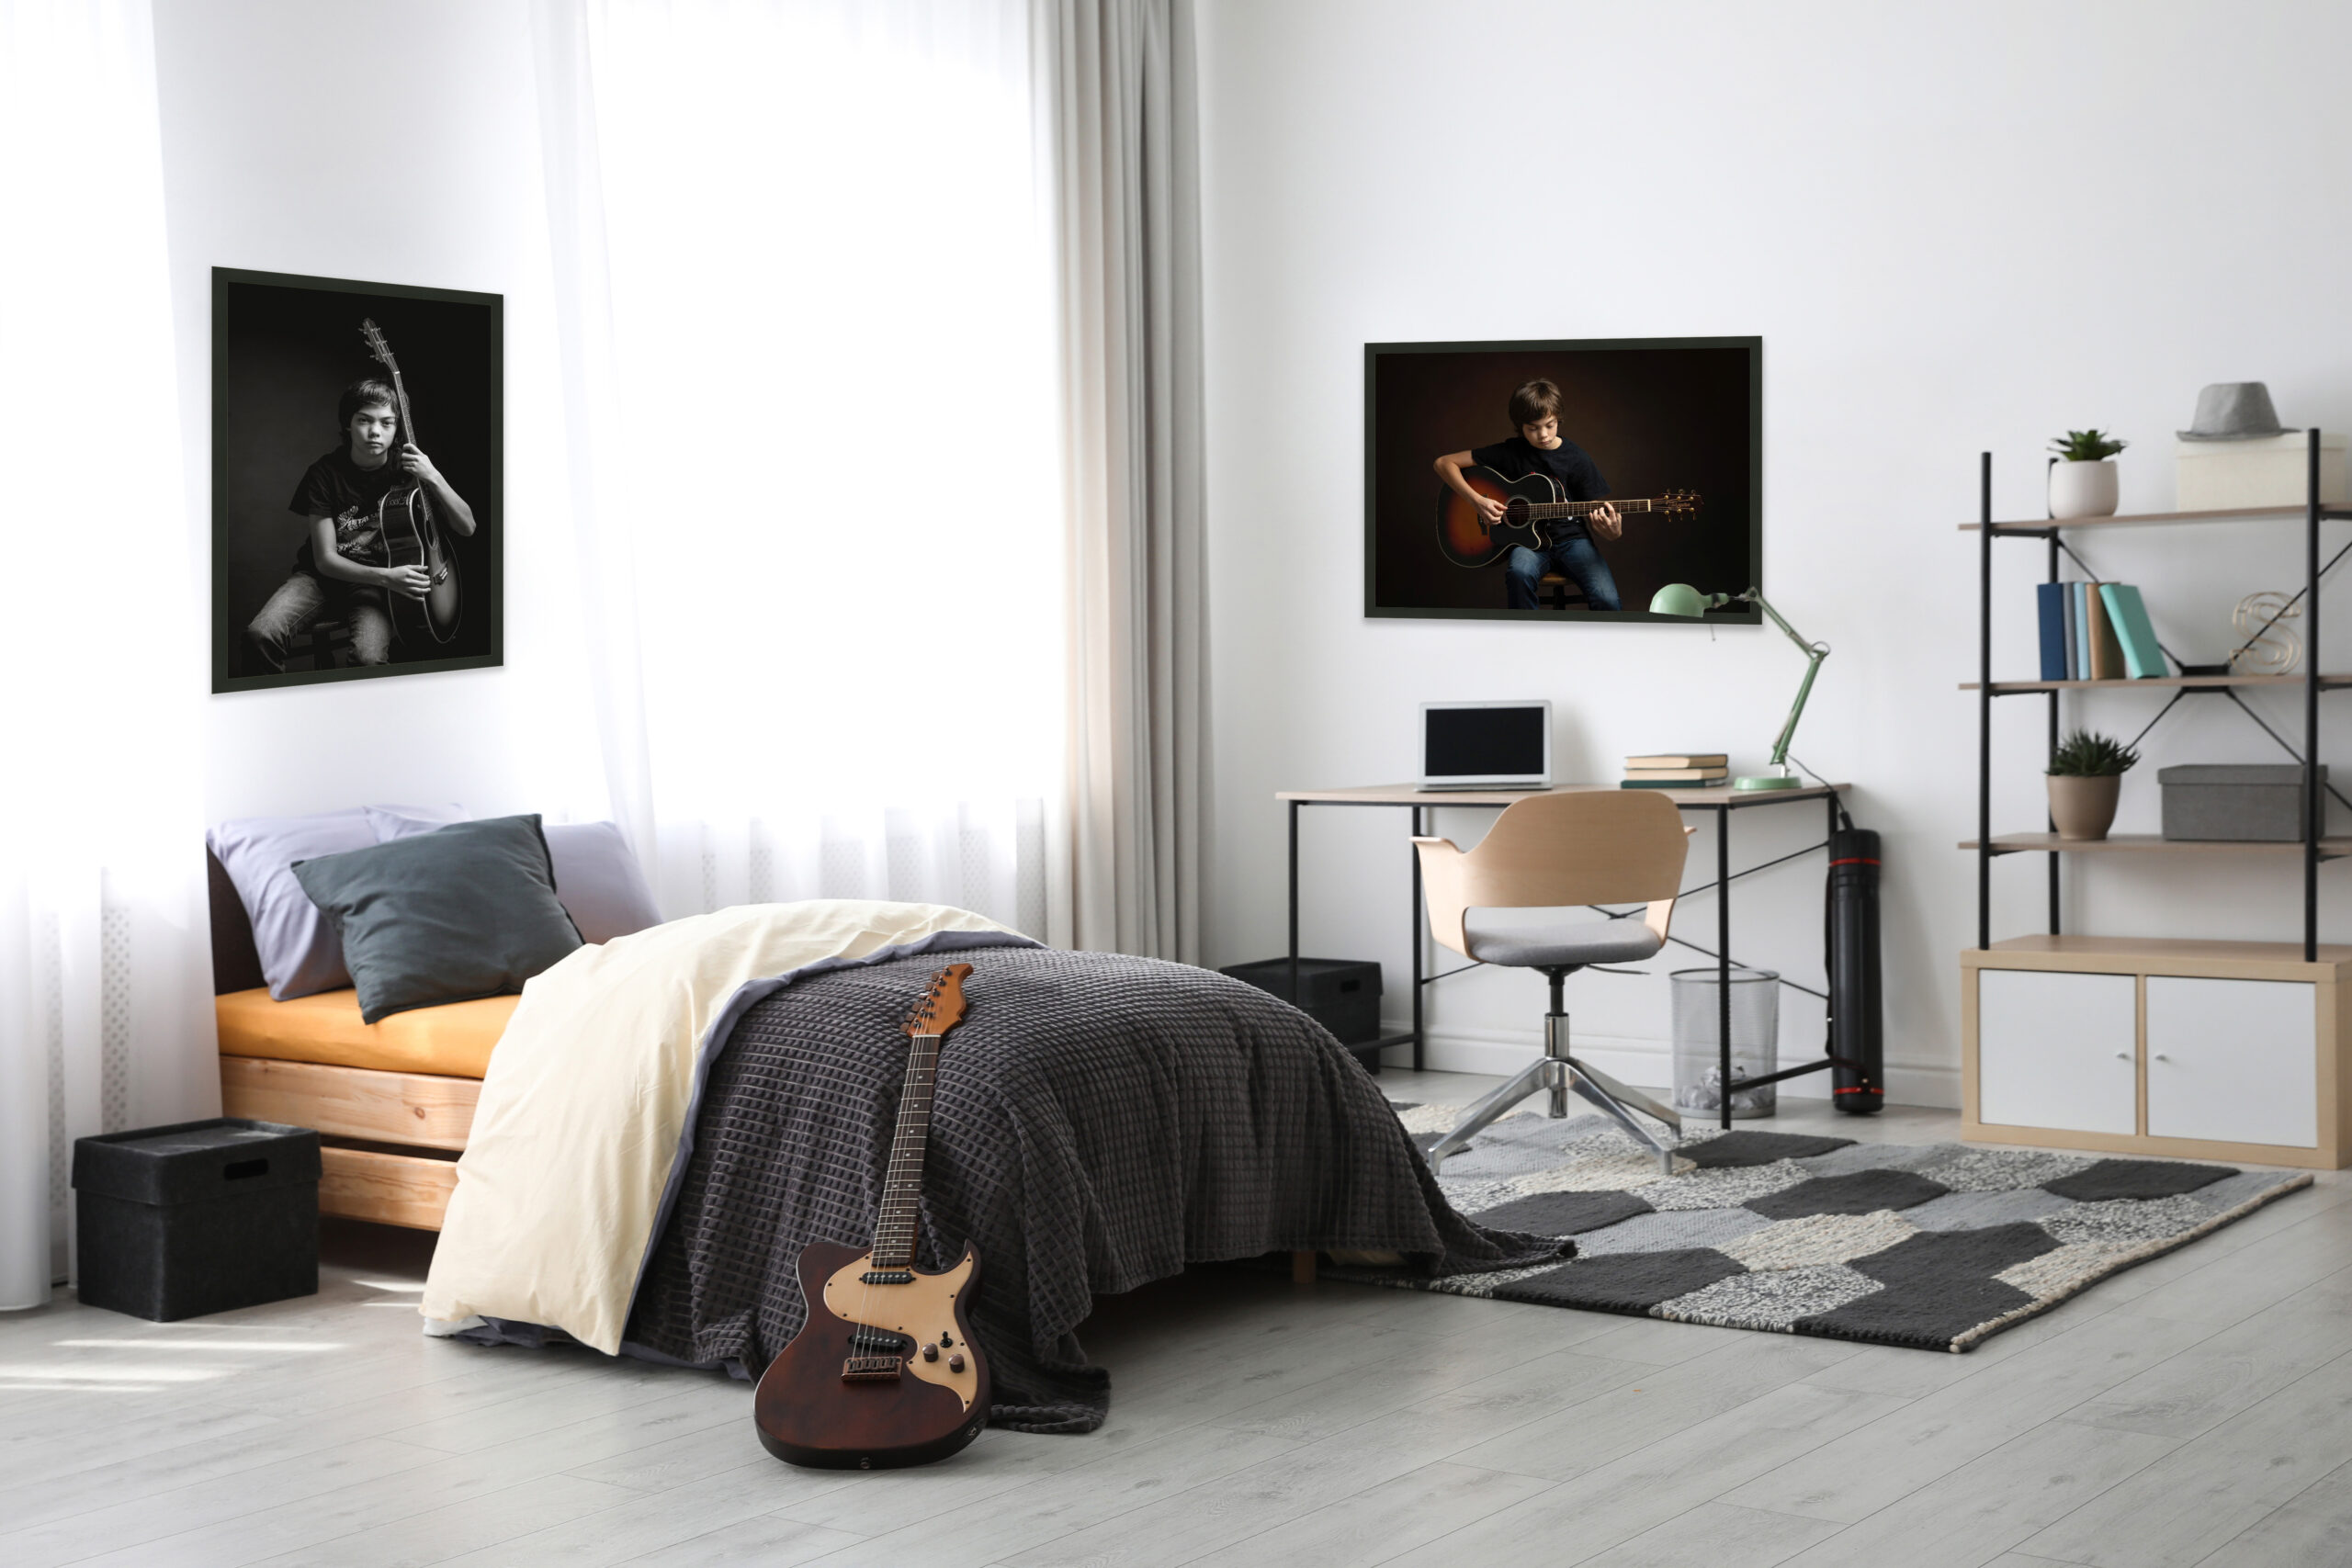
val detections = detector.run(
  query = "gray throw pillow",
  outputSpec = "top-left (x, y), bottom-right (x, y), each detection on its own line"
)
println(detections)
top-left (364, 809), bottom-right (662, 944)
top-left (292, 815), bottom-right (584, 1023)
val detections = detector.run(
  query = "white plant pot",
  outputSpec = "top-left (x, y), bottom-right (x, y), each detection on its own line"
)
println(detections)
top-left (2050, 459), bottom-right (2120, 519)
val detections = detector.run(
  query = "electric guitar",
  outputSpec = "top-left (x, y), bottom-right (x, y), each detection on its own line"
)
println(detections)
top-left (1436, 466), bottom-right (1702, 570)
top-left (753, 964), bottom-right (991, 1469)
top-left (358, 320), bottom-right (462, 645)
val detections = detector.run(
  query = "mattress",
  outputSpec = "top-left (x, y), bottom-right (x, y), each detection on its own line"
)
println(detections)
top-left (215, 987), bottom-right (516, 1078)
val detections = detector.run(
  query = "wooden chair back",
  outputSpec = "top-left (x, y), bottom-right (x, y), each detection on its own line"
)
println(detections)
top-left (1413, 789), bottom-right (1692, 960)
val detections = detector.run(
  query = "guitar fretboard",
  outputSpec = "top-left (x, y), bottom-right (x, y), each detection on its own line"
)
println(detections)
top-left (870, 1032), bottom-right (941, 1269)
top-left (1519, 497), bottom-right (1660, 521)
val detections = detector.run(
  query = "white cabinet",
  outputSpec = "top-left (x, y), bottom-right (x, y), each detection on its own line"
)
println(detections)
top-left (1976, 968), bottom-right (2137, 1135)
top-left (2145, 977), bottom-right (2318, 1149)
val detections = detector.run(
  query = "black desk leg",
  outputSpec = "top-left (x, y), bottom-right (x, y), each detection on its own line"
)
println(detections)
top-left (1410, 806), bottom-right (1424, 1071)
top-left (1287, 801), bottom-right (1300, 1003)
top-left (1717, 806), bottom-right (1733, 1132)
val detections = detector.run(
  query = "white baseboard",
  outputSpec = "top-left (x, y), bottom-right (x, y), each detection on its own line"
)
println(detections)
top-left (1379, 1022), bottom-right (1962, 1110)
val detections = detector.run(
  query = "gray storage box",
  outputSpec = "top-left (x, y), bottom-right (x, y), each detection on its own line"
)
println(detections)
top-left (2159, 764), bottom-right (2328, 841)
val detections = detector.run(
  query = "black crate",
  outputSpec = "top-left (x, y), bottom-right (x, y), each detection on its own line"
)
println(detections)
top-left (72, 1118), bottom-right (321, 1322)
top-left (1219, 958), bottom-right (1386, 1069)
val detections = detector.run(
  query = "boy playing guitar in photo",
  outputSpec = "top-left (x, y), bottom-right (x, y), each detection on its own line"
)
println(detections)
top-left (1432, 378), bottom-right (1623, 611)
top-left (243, 376), bottom-right (476, 671)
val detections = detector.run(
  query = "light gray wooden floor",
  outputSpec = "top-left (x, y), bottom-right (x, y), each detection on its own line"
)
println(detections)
top-left (7, 1070), bottom-right (2352, 1567)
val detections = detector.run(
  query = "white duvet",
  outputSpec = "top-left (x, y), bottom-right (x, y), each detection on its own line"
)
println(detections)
top-left (420, 899), bottom-right (1017, 1353)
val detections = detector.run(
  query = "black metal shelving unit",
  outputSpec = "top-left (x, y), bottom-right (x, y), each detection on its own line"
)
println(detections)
top-left (1969, 431), bottom-right (2352, 960)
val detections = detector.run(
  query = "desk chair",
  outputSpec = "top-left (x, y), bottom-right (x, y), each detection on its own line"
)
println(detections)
top-left (1414, 790), bottom-right (1691, 1172)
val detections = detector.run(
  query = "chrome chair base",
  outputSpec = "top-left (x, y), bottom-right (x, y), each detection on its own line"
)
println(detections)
top-left (1423, 999), bottom-right (1681, 1174)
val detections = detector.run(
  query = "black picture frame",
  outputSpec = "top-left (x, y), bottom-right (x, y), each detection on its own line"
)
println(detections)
top-left (211, 267), bottom-right (503, 694)
top-left (1363, 335), bottom-right (1763, 624)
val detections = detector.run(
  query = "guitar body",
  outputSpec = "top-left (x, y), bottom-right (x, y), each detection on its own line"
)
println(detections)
top-left (380, 485), bottom-right (462, 645)
top-left (754, 1239), bottom-right (990, 1469)
top-left (1435, 466), bottom-right (1568, 568)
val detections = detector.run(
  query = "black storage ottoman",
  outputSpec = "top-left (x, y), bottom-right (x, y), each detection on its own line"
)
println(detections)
top-left (72, 1118), bottom-right (321, 1321)
top-left (1219, 957), bottom-right (1386, 1071)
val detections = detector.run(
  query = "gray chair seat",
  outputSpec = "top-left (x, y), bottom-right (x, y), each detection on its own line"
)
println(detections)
top-left (1462, 908), bottom-right (1666, 969)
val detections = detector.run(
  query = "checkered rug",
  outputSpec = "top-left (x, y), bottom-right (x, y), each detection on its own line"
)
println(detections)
top-left (1348, 1106), bottom-right (2312, 1352)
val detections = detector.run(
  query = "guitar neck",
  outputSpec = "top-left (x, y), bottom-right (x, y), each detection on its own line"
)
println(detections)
top-left (1524, 497), bottom-right (1653, 520)
top-left (391, 371), bottom-right (419, 465)
top-left (870, 1032), bottom-right (942, 1269)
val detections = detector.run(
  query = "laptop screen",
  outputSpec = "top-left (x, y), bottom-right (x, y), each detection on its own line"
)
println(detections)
top-left (1425, 704), bottom-right (1548, 783)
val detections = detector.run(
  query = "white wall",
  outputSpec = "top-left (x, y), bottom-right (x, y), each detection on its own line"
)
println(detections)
top-left (1196, 0), bottom-right (2352, 1104)
top-left (154, 0), bottom-right (605, 827)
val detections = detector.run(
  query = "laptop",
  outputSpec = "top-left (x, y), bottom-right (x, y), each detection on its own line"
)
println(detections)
top-left (1419, 700), bottom-right (1552, 791)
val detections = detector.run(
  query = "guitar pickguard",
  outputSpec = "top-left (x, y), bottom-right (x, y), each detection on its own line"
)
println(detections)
top-left (820, 1249), bottom-right (980, 1411)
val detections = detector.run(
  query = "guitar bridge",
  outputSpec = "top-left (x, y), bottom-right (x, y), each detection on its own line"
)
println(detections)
top-left (841, 1356), bottom-right (903, 1382)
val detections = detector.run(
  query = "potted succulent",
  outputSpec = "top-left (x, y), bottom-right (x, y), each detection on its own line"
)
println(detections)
top-left (2047, 728), bottom-right (2138, 840)
top-left (2049, 429), bottom-right (2127, 519)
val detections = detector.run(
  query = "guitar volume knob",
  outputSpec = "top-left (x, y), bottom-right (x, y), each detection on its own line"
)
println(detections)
top-left (948, 1352), bottom-right (965, 1372)
top-left (922, 1343), bottom-right (939, 1361)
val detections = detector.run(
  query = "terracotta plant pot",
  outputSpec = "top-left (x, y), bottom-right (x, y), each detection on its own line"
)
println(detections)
top-left (2049, 459), bottom-right (2120, 519)
top-left (2048, 773), bottom-right (2122, 840)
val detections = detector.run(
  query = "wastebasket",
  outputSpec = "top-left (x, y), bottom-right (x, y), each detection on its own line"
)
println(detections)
top-left (1670, 967), bottom-right (1780, 1120)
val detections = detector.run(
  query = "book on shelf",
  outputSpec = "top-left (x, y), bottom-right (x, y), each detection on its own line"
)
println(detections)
top-left (2071, 581), bottom-right (2091, 678)
top-left (1625, 753), bottom-right (1727, 769)
top-left (2086, 582), bottom-right (2126, 679)
top-left (2037, 582), bottom-right (2068, 681)
top-left (2061, 583), bottom-right (2079, 678)
top-left (2098, 583), bottom-right (2168, 678)
top-left (1621, 776), bottom-right (1726, 789)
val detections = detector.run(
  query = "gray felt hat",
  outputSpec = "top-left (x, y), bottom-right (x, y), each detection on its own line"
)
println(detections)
top-left (2178, 382), bottom-right (2293, 441)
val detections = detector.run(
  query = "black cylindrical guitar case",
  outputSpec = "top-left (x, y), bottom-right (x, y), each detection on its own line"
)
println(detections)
top-left (1826, 828), bottom-right (1883, 1113)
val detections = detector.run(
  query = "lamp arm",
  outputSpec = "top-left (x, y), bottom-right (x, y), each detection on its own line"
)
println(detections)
top-left (1740, 591), bottom-right (1830, 771)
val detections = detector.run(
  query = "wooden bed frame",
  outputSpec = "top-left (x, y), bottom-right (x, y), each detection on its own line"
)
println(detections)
top-left (210, 852), bottom-right (472, 1229)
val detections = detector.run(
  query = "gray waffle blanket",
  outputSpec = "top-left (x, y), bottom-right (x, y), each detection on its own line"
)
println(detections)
top-left (618, 944), bottom-right (1566, 1432)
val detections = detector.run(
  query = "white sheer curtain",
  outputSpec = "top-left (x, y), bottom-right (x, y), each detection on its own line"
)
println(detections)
top-left (0, 0), bottom-right (215, 1309)
top-left (534, 0), bottom-right (1061, 937)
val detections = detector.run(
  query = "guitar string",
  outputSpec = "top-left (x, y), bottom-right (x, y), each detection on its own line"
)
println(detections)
top-left (859, 982), bottom-right (943, 1367)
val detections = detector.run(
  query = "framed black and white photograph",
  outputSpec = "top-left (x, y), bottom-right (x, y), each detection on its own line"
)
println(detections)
top-left (211, 267), bottom-right (503, 693)
top-left (1364, 336), bottom-right (1761, 623)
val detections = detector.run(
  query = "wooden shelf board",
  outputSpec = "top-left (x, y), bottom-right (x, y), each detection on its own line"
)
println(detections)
top-left (1970, 932), bottom-right (2352, 966)
top-left (1961, 504), bottom-right (2352, 533)
top-left (1962, 674), bottom-right (2352, 693)
top-left (1962, 832), bottom-right (2352, 859)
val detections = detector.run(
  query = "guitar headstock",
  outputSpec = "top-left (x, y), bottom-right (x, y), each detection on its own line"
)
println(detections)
top-left (358, 318), bottom-right (400, 376)
top-left (904, 964), bottom-right (975, 1038)
top-left (1657, 489), bottom-right (1702, 517)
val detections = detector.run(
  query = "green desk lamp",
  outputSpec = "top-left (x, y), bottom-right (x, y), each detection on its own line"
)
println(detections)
top-left (1648, 583), bottom-right (1827, 791)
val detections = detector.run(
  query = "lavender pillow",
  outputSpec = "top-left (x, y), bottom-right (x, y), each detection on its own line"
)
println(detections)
top-left (366, 810), bottom-right (660, 943)
top-left (207, 808), bottom-right (378, 999)
top-left (209, 804), bottom-right (469, 1000)
top-left (541, 822), bottom-right (662, 942)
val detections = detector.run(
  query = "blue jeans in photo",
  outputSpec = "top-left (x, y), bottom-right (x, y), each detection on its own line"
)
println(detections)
top-left (244, 570), bottom-right (393, 671)
top-left (1505, 536), bottom-right (1622, 612)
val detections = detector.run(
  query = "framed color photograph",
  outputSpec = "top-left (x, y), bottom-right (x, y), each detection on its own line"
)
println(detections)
top-left (212, 268), bottom-right (503, 693)
top-left (1364, 336), bottom-right (1760, 623)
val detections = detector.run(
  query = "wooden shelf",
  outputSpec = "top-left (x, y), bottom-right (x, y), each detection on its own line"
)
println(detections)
top-left (1963, 832), bottom-right (2352, 860)
top-left (1962, 673), bottom-right (2352, 693)
top-left (1969, 932), bottom-right (2352, 972)
top-left (1961, 504), bottom-right (2352, 534)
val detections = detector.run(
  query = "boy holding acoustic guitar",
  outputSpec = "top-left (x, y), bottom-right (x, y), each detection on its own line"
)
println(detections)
top-left (1432, 377), bottom-right (1624, 612)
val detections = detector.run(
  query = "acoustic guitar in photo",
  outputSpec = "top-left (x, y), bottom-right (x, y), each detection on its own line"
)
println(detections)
top-left (1436, 467), bottom-right (1702, 570)
top-left (357, 319), bottom-right (462, 646)
top-left (753, 964), bottom-right (991, 1469)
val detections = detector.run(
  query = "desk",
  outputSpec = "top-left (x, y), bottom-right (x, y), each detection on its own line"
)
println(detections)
top-left (1277, 782), bottom-right (1849, 1129)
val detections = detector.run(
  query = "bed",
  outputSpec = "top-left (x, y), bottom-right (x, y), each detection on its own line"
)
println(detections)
top-left (209, 849), bottom-right (1558, 1428)
top-left (209, 850), bottom-right (491, 1229)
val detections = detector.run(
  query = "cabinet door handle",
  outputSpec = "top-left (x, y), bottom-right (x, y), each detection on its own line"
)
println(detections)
top-left (2154, 1053), bottom-right (2171, 1063)
top-left (2115, 1051), bottom-right (2131, 1060)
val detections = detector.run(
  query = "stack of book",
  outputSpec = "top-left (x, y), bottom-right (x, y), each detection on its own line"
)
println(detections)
top-left (1623, 753), bottom-right (1728, 788)
top-left (2039, 581), bottom-right (2167, 681)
